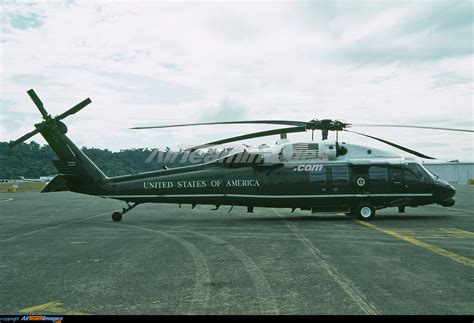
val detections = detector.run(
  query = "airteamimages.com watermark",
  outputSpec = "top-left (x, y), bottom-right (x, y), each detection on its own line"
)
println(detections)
top-left (144, 149), bottom-right (322, 165)
top-left (144, 148), bottom-right (239, 164)
top-left (0, 317), bottom-right (62, 322)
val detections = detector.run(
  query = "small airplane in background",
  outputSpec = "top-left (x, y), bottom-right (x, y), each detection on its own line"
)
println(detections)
top-left (18, 176), bottom-right (54, 183)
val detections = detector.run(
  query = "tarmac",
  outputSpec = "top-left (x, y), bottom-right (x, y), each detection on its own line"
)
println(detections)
top-left (0, 186), bottom-right (473, 315)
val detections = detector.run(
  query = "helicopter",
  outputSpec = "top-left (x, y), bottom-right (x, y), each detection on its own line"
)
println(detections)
top-left (8, 89), bottom-right (472, 222)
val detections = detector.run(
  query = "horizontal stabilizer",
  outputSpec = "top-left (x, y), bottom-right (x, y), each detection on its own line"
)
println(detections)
top-left (41, 175), bottom-right (78, 193)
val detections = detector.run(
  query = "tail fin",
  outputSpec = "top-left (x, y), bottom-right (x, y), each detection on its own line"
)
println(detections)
top-left (9, 89), bottom-right (108, 195)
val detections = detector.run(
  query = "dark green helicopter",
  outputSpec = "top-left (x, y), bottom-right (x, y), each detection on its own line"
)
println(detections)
top-left (10, 90), bottom-right (471, 221)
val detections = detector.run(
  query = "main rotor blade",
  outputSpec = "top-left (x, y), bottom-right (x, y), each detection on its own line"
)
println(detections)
top-left (353, 124), bottom-right (473, 133)
top-left (27, 89), bottom-right (49, 119)
top-left (131, 120), bottom-right (308, 130)
top-left (345, 130), bottom-right (436, 159)
top-left (56, 98), bottom-right (92, 120)
top-left (186, 126), bottom-right (306, 151)
top-left (8, 128), bottom-right (40, 149)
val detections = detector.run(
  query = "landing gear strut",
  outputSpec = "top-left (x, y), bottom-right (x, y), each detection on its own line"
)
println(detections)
top-left (112, 202), bottom-right (139, 222)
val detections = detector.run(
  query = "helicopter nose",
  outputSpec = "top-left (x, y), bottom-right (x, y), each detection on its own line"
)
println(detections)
top-left (437, 183), bottom-right (456, 207)
top-left (447, 184), bottom-right (456, 197)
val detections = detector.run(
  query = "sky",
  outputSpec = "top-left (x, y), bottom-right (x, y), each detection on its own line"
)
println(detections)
top-left (1, 0), bottom-right (473, 161)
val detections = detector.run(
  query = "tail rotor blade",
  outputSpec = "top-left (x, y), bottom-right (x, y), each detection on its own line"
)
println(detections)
top-left (27, 89), bottom-right (49, 119)
top-left (8, 128), bottom-right (40, 149)
top-left (345, 129), bottom-right (436, 159)
top-left (57, 98), bottom-right (92, 120)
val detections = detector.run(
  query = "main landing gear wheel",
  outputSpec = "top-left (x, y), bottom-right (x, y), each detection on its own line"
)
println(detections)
top-left (355, 203), bottom-right (376, 221)
top-left (112, 212), bottom-right (122, 222)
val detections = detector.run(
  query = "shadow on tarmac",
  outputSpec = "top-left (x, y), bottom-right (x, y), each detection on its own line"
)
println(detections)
top-left (232, 214), bottom-right (447, 223)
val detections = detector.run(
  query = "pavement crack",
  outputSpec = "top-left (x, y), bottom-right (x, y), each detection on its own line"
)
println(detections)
top-left (165, 223), bottom-right (280, 315)
top-left (272, 208), bottom-right (379, 315)
top-left (127, 224), bottom-right (212, 314)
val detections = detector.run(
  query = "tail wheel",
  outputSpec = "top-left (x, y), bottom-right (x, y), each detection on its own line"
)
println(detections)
top-left (356, 203), bottom-right (375, 221)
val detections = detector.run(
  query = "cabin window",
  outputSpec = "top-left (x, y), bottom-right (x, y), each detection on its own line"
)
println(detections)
top-left (332, 166), bottom-right (350, 183)
top-left (310, 167), bottom-right (326, 184)
top-left (388, 166), bottom-right (403, 183)
top-left (369, 166), bottom-right (387, 182)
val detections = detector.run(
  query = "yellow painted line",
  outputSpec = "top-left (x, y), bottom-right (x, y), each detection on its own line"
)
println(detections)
top-left (19, 301), bottom-right (62, 313)
top-left (393, 228), bottom-right (474, 239)
top-left (19, 301), bottom-right (89, 315)
top-left (356, 221), bottom-right (474, 268)
top-left (0, 198), bottom-right (13, 202)
top-left (441, 228), bottom-right (474, 238)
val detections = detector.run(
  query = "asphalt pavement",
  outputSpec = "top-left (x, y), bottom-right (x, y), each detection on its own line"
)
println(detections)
top-left (1, 186), bottom-right (473, 314)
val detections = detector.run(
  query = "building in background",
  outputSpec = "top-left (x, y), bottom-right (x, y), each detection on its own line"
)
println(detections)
top-left (423, 162), bottom-right (474, 185)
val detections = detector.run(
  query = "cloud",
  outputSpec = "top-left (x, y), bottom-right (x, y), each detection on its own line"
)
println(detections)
top-left (399, 1), bottom-right (472, 34)
top-left (335, 27), bottom-right (472, 64)
top-left (199, 98), bottom-right (249, 122)
top-left (97, 71), bottom-right (204, 105)
top-left (210, 13), bottom-right (257, 41)
top-left (0, 1), bottom-right (472, 161)
top-left (431, 72), bottom-right (472, 88)
top-left (8, 12), bottom-right (45, 30)
top-left (309, 0), bottom-right (473, 64)
top-left (10, 73), bottom-right (59, 86)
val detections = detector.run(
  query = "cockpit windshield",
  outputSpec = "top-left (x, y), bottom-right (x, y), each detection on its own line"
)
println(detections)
top-left (420, 164), bottom-right (439, 179)
top-left (406, 163), bottom-right (433, 182)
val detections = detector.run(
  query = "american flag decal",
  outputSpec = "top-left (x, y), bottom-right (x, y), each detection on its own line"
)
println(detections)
top-left (293, 143), bottom-right (319, 159)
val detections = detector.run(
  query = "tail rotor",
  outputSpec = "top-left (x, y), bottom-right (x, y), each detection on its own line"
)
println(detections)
top-left (9, 89), bottom-right (91, 149)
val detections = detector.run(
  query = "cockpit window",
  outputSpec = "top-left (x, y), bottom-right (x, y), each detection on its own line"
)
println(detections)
top-left (421, 164), bottom-right (439, 179)
top-left (405, 163), bottom-right (432, 182)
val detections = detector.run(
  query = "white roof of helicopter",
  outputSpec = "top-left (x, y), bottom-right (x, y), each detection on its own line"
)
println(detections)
top-left (240, 139), bottom-right (418, 165)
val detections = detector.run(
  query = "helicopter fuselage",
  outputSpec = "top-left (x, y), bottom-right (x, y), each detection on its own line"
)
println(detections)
top-left (97, 159), bottom-right (456, 213)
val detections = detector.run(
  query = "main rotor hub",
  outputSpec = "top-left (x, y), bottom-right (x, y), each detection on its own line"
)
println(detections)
top-left (305, 119), bottom-right (350, 133)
